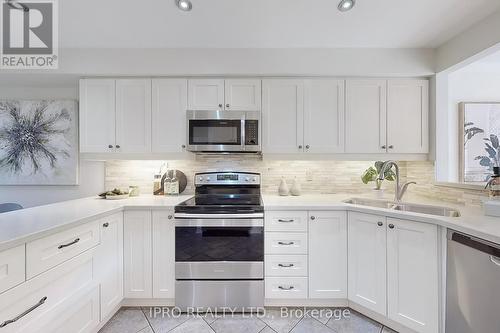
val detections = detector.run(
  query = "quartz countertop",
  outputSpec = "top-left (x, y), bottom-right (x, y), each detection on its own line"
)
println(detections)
top-left (1, 193), bottom-right (500, 252)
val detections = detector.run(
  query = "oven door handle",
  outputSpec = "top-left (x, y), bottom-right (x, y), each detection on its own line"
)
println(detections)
top-left (174, 213), bottom-right (264, 219)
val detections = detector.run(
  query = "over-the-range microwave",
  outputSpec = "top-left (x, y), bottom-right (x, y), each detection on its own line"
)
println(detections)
top-left (186, 110), bottom-right (261, 153)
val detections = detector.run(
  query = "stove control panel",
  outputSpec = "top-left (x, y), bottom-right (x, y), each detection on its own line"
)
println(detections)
top-left (195, 172), bottom-right (260, 186)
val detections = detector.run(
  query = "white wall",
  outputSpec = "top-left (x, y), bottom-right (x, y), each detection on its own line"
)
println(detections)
top-left (0, 85), bottom-right (105, 208)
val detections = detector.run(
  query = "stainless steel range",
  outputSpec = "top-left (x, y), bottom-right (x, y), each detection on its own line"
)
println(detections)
top-left (174, 172), bottom-right (264, 311)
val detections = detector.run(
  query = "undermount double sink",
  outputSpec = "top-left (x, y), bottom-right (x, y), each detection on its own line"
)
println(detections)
top-left (344, 198), bottom-right (461, 218)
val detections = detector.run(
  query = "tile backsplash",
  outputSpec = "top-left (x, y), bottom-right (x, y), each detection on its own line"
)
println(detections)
top-left (105, 156), bottom-right (488, 206)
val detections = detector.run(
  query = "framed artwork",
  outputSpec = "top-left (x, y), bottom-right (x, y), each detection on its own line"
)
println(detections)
top-left (459, 102), bottom-right (500, 183)
top-left (0, 100), bottom-right (79, 185)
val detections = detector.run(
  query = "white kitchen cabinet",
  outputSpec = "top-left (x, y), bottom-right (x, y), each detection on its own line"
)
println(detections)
top-left (348, 212), bottom-right (387, 316)
top-left (152, 78), bottom-right (188, 153)
top-left (79, 79), bottom-right (116, 153)
top-left (188, 79), bottom-right (225, 111)
top-left (262, 79), bottom-right (304, 153)
top-left (96, 213), bottom-right (123, 319)
top-left (386, 218), bottom-right (438, 333)
top-left (265, 211), bottom-right (308, 232)
top-left (309, 211), bottom-right (347, 299)
top-left (115, 79), bottom-right (152, 153)
top-left (387, 80), bottom-right (429, 154)
top-left (265, 277), bottom-right (308, 299)
top-left (224, 79), bottom-right (261, 111)
top-left (303, 79), bottom-right (345, 153)
top-left (0, 245), bottom-right (25, 294)
top-left (152, 210), bottom-right (175, 299)
top-left (345, 79), bottom-right (387, 154)
top-left (124, 210), bottom-right (152, 298)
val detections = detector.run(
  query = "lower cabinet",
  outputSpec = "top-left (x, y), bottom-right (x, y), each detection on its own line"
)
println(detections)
top-left (152, 210), bottom-right (175, 299)
top-left (96, 212), bottom-right (124, 319)
top-left (124, 210), bottom-right (153, 298)
top-left (308, 211), bottom-right (347, 299)
top-left (348, 212), bottom-right (439, 333)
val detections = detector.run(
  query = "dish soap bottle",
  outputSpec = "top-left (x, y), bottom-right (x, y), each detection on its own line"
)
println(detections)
top-left (485, 167), bottom-right (500, 198)
top-left (163, 170), bottom-right (172, 196)
top-left (153, 173), bottom-right (162, 195)
top-left (170, 170), bottom-right (180, 195)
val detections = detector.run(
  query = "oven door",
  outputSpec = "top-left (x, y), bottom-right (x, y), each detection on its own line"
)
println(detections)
top-left (175, 218), bottom-right (263, 279)
top-left (186, 110), bottom-right (244, 152)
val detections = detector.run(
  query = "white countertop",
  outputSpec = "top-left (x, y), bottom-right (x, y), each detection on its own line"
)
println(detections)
top-left (1, 193), bottom-right (500, 252)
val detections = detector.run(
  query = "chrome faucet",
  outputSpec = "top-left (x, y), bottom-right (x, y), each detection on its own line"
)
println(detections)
top-left (377, 161), bottom-right (416, 202)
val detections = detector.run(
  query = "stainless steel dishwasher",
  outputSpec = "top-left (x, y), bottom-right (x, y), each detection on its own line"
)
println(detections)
top-left (446, 229), bottom-right (500, 333)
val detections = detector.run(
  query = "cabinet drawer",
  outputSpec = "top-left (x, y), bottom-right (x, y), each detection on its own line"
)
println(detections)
top-left (265, 277), bottom-right (308, 299)
top-left (0, 251), bottom-right (96, 332)
top-left (26, 221), bottom-right (100, 279)
top-left (265, 255), bottom-right (308, 277)
top-left (265, 233), bottom-right (308, 255)
top-left (0, 245), bottom-right (25, 294)
top-left (265, 211), bottom-right (308, 232)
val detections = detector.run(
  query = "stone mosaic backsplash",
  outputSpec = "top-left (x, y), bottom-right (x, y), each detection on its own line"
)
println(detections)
top-left (105, 156), bottom-right (488, 206)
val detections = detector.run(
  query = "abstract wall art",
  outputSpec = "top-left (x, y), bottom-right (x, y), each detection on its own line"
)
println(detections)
top-left (0, 100), bottom-right (78, 185)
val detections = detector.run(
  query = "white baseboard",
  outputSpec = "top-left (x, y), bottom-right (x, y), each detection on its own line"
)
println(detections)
top-left (265, 298), bottom-right (348, 307)
top-left (121, 298), bottom-right (176, 307)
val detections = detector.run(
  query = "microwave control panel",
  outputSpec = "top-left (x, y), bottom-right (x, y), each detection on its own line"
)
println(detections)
top-left (245, 120), bottom-right (259, 145)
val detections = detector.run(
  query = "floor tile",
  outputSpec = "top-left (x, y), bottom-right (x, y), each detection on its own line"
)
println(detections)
top-left (326, 309), bottom-right (382, 333)
top-left (382, 326), bottom-right (398, 333)
top-left (142, 307), bottom-right (191, 333)
top-left (259, 308), bottom-right (303, 333)
top-left (170, 317), bottom-right (215, 333)
top-left (304, 308), bottom-right (343, 325)
top-left (259, 327), bottom-right (277, 333)
top-left (137, 327), bottom-right (154, 333)
top-left (211, 314), bottom-right (267, 333)
top-left (99, 308), bottom-right (150, 333)
top-left (290, 317), bottom-right (336, 333)
top-left (200, 312), bottom-right (222, 324)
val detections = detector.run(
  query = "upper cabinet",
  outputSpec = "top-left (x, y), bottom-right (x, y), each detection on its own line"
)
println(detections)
top-left (152, 79), bottom-right (188, 153)
top-left (387, 80), bottom-right (429, 154)
top-left (345, 79), bottom-right (387, 154)
top-left (345, 79), bottom-right (429, 154)
top-left (188, 79), bottom-right (261, 111)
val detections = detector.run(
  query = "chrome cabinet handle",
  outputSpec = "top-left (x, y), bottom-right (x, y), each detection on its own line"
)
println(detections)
top-left (226, 104), bottom-right (230, 108)
top-left (181, 144), bottom-right (186, 149)
top-left (305, 145), bottom-right (310, 149)
top-left (58, 238), bottom-right (80, 249)
top-left (278, 263), bottom-right (295, 268)
top-left (388, 145), bottom-right (394, 149)
top-left (298, 145), bottom-right (303, 149)
top-left (0, 296), bottom-right (47, 328)
top-left (278, 219), bottom-right (294, 223)
top-left (378, 222), bottom-right (383, 227)
top-left (278, 241), bottom-right (295, 246)
top-left (218, 104), bottom-right (223, 108)
top-left (278, 286), bottom-right (295, 290)
top-left (381, 145), bottom-right (386, 149)
top-left (388, 224), bottom-right (395, 229)
top-left (490, 256), bottom-right (500, 267)
top-left (108, 144), bottom-right (113, 149)
top-left (310, 216), bottom-right (316, 220)
top-left (168, 215), bottom-right (173, 220)
top-left (103, 222), bottom-right (109, 228)
top-left (115, 145), bottom-right (121, 149)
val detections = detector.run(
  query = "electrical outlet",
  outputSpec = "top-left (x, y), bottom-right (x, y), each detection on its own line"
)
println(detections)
top-left (306, 170), bottom-right (314, 181)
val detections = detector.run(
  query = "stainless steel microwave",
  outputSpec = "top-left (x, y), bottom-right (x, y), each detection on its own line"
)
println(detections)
top-left (186, 110), bottom-right (261, 153)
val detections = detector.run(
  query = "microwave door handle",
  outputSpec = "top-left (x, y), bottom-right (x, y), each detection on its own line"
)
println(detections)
top-left (241, 116), bottom-right (246, 150)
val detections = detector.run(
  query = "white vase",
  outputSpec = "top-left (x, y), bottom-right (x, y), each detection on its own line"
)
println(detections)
top-left (372, 188), bottom-right (385, 199)
top-left (290, 177), bottom-right (302, 196)
top-left (278, 178), bottom-right (290, 196)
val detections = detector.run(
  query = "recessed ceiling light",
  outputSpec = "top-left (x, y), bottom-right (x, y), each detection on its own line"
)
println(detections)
top-left (338, 0), bottom-right (355, 12)
top-left (176, 0), bottom-right (192, 11)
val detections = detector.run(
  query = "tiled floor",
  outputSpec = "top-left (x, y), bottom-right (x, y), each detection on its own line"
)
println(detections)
top-left (99, 307), bottom-right (398, 333)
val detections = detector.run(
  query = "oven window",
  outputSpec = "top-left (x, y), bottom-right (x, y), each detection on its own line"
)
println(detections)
top-left (189, 120), bottom-right (241, 145)
top-left (176, 227), bottom-right (263, 261)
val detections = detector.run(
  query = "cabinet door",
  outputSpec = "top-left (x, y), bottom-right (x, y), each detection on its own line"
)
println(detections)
top-left (345, 80), bottom-right (387, 153)
top-left (387, 80), bottom-right (429, 154)
top-left (348, 212), bottom-right (387, 315)
top-left (124, 210), bottom-right (152, 298)
top-left (309, 211), bottom-right (347, 299)
top-left (188, 79), bottom-right (224, 111)
top-left (152, 210), bottom-right (175, 299)
top-left (115, 79), bottom-right (152, 153)
top-left (262, 79), bottom-right (304, 153)
top-left (387, 218), bottom-right (438, 333)
top-left (224, 79), bottom-right (262, 111)
top-left (152, 79), bottom-right (188, 153)
top-left (79, 79), bottom-right (116, 153)
top-left (304, 79), bottom-right (345, 153)
top-left (96, 213), bottom-right (123, 319)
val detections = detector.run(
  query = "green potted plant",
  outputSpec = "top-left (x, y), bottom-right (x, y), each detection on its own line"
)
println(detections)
top-left (361, 161), bottom-right (396, 193)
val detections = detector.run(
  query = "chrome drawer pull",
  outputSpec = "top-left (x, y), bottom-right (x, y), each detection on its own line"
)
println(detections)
top-left (58, 238), bottom-right (80, 249)
top-left (278, 241), bottom-right (294, 246)
top-left (278, 286), bottom-right (295, 291)
top-left (278, 263), bottom-right (295, 268)
top-left (490, 256), bottom-right (500, 267)
top-left (0, 296), bottom-right (47, 328)
top-left (277, 219), bottom-right (294, 223)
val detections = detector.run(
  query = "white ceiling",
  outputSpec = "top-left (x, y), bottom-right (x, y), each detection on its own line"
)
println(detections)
top-left (60, 0), bottom-right (500, 49)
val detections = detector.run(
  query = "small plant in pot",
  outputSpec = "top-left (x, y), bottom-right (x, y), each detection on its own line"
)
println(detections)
top-left (361, 161), bottom-right (396, 192)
